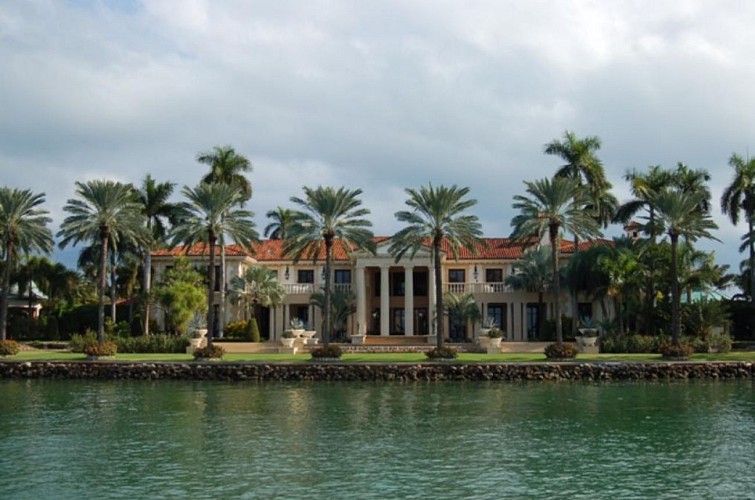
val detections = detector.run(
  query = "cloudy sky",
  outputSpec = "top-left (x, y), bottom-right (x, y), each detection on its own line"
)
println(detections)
top-left (1, 0), bottom-right (754, 271)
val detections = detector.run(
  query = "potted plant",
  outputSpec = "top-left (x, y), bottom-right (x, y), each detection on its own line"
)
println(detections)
top-left (479, 316), bottom-right (497, 336)
top-left (289, 318), bottom-right (305, 337)
top-left (577, 316), bottom-right (599, 347)
top-left (488, 327), bottom-right (504, 348)
top-left (281, 330), bottom-right (296, 348)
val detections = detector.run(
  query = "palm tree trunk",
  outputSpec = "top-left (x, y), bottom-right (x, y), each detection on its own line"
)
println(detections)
top-left (749, 217), bottom-right (755, 307)
top-left (324, 236), bottom-right (334, 345)
top-left (110, 251), bottom-right (117, 323)
top-left (219, 236), bottom-right (226, 338)
top-left (143, 250), bottom-right (152, 336)
top-left (550, 224), bottom-right (563, 345)
top-left (671, 234), bottom-right (680, 345)
top-left (616, 296), bottom-right (624, 335)
top-left (206, 233), bottom-right (216, 348)
top-left (0, 242), bottom-right (14, 340)
top-left (98, 235), bottom-right (109, 344)
top-left (433, 237), bottom-right (444, 349)
top-left (571, 235), bottom-right (579, 337)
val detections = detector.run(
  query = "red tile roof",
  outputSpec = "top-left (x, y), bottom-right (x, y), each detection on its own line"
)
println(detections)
top-left (152, 237), bottom-right (611, 261)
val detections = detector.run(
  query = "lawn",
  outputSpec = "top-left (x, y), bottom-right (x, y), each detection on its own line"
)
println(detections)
top-left (7, 350), bottom-right (755, 363)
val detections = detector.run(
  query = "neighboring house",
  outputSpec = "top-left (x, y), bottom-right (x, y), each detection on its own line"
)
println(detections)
top-left (151, 237), bottom-right (611, 341)
top-left (4, 282), bottom-right (46, 319)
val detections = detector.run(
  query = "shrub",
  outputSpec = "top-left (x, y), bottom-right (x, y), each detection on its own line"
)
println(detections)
top-left (115, 335), bottom-right (190, 354)
top-left (193, 345), bottom-right (225, 360)
top-left (311, 344), bottom-right (343, 359)
top-left (245, 318), bottom-right (261, 342)
top-left (224, 321), bottom-right (247, 339)
top-left (83, 341), bottom-right (118, 357)
top-left (659, 342), bottom-right (694, 359)
top-left (69, 331), bottom-right (100, 353)
top-left (600, 334), bottom-right (666, 354)
top-left (0, 339), bottom-right (21, 356)
top-left (425, 346), bottom-right (458, 360)
top-left (709, 332), bottom-right (733, 353)
top-left (544, 342), bottom-right (578, 360)
top-left (488, 327), bottom-right (504, 339)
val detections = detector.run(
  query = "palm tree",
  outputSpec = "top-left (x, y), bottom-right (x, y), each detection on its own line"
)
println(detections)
top-left (615, 165), bottom-right (674, 240)
top-left (169, 183), bottom-right (259, 347)
top-left (505, 247), bottom-right (552, 339)
top-left (510, 177), bottom-right (600, 345)
top-left (264, 207), bottom-right (295, 240)
top-left (0, 187), bottom-right (53, 340)
top-left (136, 175), bottom-right (178, 335)
top-left (546, 131), bottom-right (615, 336)
top-left (310, 287), bottom-right (357, 342)
top-left (389, 184), bottom-right (483, 348)
top-left (598, 246), bottom-right (640, 335)
top-left (721, 153), bottom-right (755, 306)
top-left (229, 265), bottom-right (286, 337)
top-left (58, 180), bottom-right (146, 343)
top-left (649, 189), bottom-right (719, 345)
top-left (284, 186), bottom-right (376, 345)
top-left (198, 145), bottom-right (253, 337)
top-left (444, 293), bottom-right (481, 341)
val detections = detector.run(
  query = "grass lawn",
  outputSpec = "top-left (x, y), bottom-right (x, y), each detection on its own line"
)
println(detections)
top-left (7, 350), bottom-right (755, 363)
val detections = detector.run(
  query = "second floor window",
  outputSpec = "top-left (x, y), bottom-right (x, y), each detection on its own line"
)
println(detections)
top-left (334, 270), bottom-right (351, 284)
top-left (448, 269), bottom-right (465, 283)
top-left (298, 270), bottom-right (314, 283)
top-left (486, 268), bottom-right (503, 283)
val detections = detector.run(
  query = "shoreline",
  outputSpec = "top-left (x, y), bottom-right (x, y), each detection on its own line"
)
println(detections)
top-left (1, 360), bottom-right (753, 382)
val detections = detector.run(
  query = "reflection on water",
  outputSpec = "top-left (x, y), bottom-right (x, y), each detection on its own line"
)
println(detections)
top-left (0, 380), bottom-right (753, 498)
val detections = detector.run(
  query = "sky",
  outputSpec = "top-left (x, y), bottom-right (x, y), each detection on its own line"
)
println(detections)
top-left (1, 0), bottom-right (754, 273)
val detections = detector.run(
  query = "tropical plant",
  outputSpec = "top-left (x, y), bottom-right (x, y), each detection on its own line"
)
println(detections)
top-left (310, 287), bottom-right (356, 342)
top-left (310, 343), bottom-right (343, 359)
top-left (389, 184), bottom-right (483, 349)
top-left (649, 189), bottom-right (719, 345)
top-left (264, 206), bottom-right (295, 240)
top-left (284, 186), bottom-right (376, 344)
top-left (425, 346), bottom-right (458, 360)
top-left (0, 188), bottom-right (54, 341)
top-left (136, 174), bottom-right (178, 335)
top-left (58, 180), bottom-right (146, 343)
top-left (230, 265), bottom-right (285, 339)
top-left (599, 246), bottom-right (640, 335)
top-left (444, 293), bottom-right (481, 341)
top-left (505, 246), bottom-right (552, 339)
top-left (156, 257), bottom-right (207, 335)
top-left (721, 153), bottom-right (755, 305)
top-left (193, 344), bottom-right (225, 360)
top-left (510, 177), bottom-right (600, 345)
top-left (543, 341), bottom-right (577, 360)
top-left (169, 183), bottom-right (259, 347)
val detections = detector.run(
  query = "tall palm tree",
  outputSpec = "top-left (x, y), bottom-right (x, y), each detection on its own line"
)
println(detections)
top-left (546, 131), bottom-right (615, 335)
top-left (284, 186), bottom-right (376, 345)
top-left (598, 246), bottom-right (640, 335)
top-left (0, 187), bottom-right (53, 340)
top-left (229, 265), bottom-right (286, 334)
top-left (444, 293), bottom-right (482, 341)
top-left (615, 165), bottom-right (674, 240)
top-left (136, 175), bottom-right (178, 335)
top-left (198, 145), bottom-right (253, 337)
top-left (389, 184), bottom-right (483, 348)
top-left (505, 247), bottom-right (552, 339)
top-left (264, 207), bottom-right (295, 240)
top-left (169, 183), bottom-right (259, 347)
top-left (310, 287), bottom-right (357, 342)
top-left (649, 189), bottom-right (719, 345)
top-left (58, 180), bottom-right (146, 343)
top-left (510, 177), bottom-right (601, 345)
top-left (721, 153), bottom-right (755, 306)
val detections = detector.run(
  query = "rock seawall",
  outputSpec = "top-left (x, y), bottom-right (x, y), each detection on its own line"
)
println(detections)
top-left (0, 361), bottom-right (753, 382)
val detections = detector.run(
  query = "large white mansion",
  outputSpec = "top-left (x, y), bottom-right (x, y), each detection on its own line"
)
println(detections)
top-left (151, 237), bottom-right (610, 342)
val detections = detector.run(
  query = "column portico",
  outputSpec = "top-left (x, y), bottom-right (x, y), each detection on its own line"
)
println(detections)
top-left (428, 271), bottom-right (437, 336)
top-left (355, 265), bottom-right (366, 334)
top-left (404, 265), bottom-right (414, 336)
top-left (380, 265), bottom-right (390, 336)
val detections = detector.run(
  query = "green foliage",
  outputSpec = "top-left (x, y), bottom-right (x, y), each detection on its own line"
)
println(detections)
top-left (224, 320), bottom-right (248, 339)
top-left (104, 319), bottom-right (131, 337)
top-left (544, 342), bottom-right (578, 359)
top-left (425, 346), bottom-right (458, 359)
top-left (540, 316), bottom-right (575, 341)
top-left (281, 330), bottom-right (295, 339)
top-left (115, 335), bottom-right (190, 354)
top-left (193, 344), bottom-right (225, 359)
top-left (659, 342), bottom-right (694, 359)
top-left (69, 330), bottom-right (100, 353)
top-left (310, 344), bottom-right (343, 359)
top-left (156, 257), bottom-right (206, 335)
top-left (488, 327), bottom-right (504, 339)
top-left (0, 339), bottom-right (21, 356)
top-left (600, 334), bottom-right (666, 353)
top-left (84, 340), bottom-right (117, 357)
top-left (245, 317), bottom-right (261, 342)
top-left (682, 299), bottom-right (730, 338)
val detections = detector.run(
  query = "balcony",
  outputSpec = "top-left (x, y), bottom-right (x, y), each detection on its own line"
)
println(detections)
top-left (443, 283), bottom-right (512, 294)
top-left (283, 283), bottom-right (315, 294)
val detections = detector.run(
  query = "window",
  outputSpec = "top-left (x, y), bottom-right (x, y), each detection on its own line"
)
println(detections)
top-left (526, 303), bottom-right (541, 340)
top-left (214, 265), bottom-right (221, 291)
top-left (486, 303), bottom-right (506, 332)
top-left (577, 303), bottom-right (593, 321)
top-left (297, 270), bottom-right (314, 283)
top-left (374, 271), bottom-right (381, 297)
top-left (334, 269), bottom-right (351, 284)
top-left (485, 268), bottom-right (503, 283)
top-left (448, 269), bottom-right (465, 283)
top-left (391, 308), bottom-right (405, 334)
top-left (413, 270), bottom-right (428, 296)
top-left (391, 272), bottom-right (405, 296)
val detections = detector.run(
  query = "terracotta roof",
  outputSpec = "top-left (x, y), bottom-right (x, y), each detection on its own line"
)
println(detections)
top-left (153, 237), bottom-right (611, 261)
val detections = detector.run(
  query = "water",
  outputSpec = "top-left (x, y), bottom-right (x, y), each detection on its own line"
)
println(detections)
top-left (0, 380), bottom-right (753, 499)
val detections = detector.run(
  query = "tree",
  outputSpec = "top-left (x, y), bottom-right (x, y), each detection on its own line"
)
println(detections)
top-left (389, 184), bottom-right (483, 348)
top-left (155, 257), bottom-right (206, 335)
top-left (0, 187), bottom-right (53, 340)
top-left (721, 153), bottom-right (755, 306)
top-left (229, 265), bottom-right (285, 331)
top-left (546, 131), bottom-right (615, 336)
top-left (505, 247), bottom-right (552, 339)
top-left (310, 287), bottom-right (356, 342)
top-left (649, 189), bottom-right (719, 345)
top-left (169, 183), bottom-right (258, 347)
top-left (615, 165), bottom-right (674, 240)
top-left (58, 180), bottom-right (146, 343)
top-left (198, 145), bottom-right (253, 337)
top-left (284, 186), bottom-right (375, 345)
top-left (510, 177), bottom-right (600, 345)
top-left (443, 293), bottom-right (481, 341)
top-left (599, 246), bottom-right (640, 335)
top-left (136, 175), bottom-right (178, 335)
top-left (264, 207), bottom-right (295, 240)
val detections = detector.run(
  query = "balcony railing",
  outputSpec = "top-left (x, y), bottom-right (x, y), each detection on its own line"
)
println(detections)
top-left (443, 282), bottom-right (512, 294)
top-left (282, 283), bottom-right (352, 294)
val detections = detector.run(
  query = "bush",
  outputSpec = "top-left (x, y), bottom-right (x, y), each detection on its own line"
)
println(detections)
top-left (425, 346), bottom-right (458, 360)
top-left (83, 341), bottom-right (118, 357)
top-left (193, 345), bottom-right (225, 360)
top-left (69, 331), bottom-right (100, 353)
top-left (311, 344), bottom-right (342, 359)
top-left (224, 321), bottom-right (247, 339)
top-left (659, 342), bottom-right (694, 359)
top-left (245, 318), bottom-right (261, 342)
top-left (115, 335), bottom-right (190, 354)
top-left (0, 339), bottom-right (21, 356)
top-left (709, 332), bottom-right (733, 353)
top-left (544, 342), bottom-right (577, 360)
top-left (488, 327), bottom-right (504, 339)
top-left (600, 334), bottom-right (666, 354)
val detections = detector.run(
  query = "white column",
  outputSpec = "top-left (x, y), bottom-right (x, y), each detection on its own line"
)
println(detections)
top-left (355, 265), bottom-right (366, 335)
top-left (428, 269), bottom-right (437, 336)
top-left (283, 304), bottom-right (289, 334)
top-left (380, 265), bottom-right (390, 336)
top-left (404, 265), bottom-right (414, 336)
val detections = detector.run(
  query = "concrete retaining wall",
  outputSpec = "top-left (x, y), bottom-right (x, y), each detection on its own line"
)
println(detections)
top-left (0, 361), bottom-right (753, 382)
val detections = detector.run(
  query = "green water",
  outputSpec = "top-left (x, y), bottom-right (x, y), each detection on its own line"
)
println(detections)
top-left (0, 380), bottom-right (753, 499)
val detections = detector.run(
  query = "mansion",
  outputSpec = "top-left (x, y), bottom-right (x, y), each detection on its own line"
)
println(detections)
top-left (151, 237), bottom-right (611, 342)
